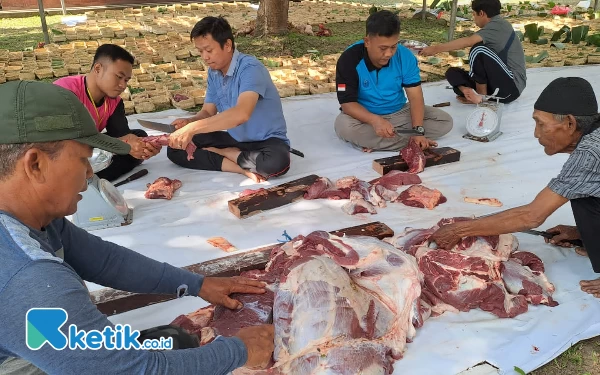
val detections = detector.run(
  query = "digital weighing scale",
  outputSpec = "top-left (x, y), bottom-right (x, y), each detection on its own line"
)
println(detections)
top-left (71, 149), bottom-right (133, 231)
top-left (463, 88), bottom-right (506, 143)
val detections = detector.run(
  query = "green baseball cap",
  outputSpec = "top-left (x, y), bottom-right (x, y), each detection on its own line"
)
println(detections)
top-left (0, 80), bottom-right (130, 155)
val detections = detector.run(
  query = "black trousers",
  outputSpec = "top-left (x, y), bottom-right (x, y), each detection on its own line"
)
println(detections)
top-left (167, 131), bottom-right (291, 180)
top-left (96, 129), bottom-right (147, 182)
top-left (571, 196), bottom-right (600, 273)
top-left (137, 324), bottom-right (199, 349)
top-left (445, 42), bottom-right (520, 104)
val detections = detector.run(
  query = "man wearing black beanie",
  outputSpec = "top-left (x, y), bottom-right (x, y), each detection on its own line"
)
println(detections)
top-left (430, 77), bottom-right (600, 297)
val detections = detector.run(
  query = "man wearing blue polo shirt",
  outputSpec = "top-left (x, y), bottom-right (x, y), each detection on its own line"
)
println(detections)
top-left (168, 17), bottom-right (290, 182)
top-left (335, 10), bottom-right (453, 152)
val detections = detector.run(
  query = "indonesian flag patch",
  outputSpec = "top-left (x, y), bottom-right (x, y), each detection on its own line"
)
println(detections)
top-left (337, 83), bottom-right (346, 92)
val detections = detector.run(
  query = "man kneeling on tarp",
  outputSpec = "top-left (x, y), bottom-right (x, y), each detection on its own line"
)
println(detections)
top-left (167, 16), bottom-right (291, 183)
top-left (420, 0), bottom-right (527, 105)
top-left (430, 77), bottom-right (600, 297)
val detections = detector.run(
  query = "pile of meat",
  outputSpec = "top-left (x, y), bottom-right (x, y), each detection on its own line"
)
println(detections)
top-left (304, 172), bottom-right (446, 214)
top-left (172, 232), bottom-right (424, 374)
top-left (385, 217), bottom-right (558, 318)
top-left (171, 223), bottom-right (557, 374)
top-left (144, 177), bottom-right (182, 200)
top-left (142, 135), bottom-right (197, 161)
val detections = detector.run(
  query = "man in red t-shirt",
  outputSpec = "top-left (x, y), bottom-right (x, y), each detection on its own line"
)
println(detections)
top-left (55, 44), bottom-right (160, 181)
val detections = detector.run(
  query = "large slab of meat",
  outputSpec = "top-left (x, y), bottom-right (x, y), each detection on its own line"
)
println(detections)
top-left (303, 172), bottom-right (444, 215)
top-left (385, 217), bottom-right (558, 318)
top-left (144, 177), bottom-right (182, 200)
top-left (142, 134), bottom-right (197, 161)
top-left (171, 232), bottom-right (424, 374)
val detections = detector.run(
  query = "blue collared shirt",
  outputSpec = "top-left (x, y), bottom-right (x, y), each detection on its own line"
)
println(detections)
top-left (204, 50), bottom-right (289, 144)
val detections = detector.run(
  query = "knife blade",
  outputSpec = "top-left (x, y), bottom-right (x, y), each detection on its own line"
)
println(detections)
top-left (113, 169), bottom-right (149, 188)
top-left (477, 212), bottom-right (583, 246)
top-left (394, 128), bottom-right (423, 135)
top-left (138, 119), bottom-right (176, 133)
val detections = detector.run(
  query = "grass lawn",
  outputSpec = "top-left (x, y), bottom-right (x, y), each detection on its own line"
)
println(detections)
top-left (1, 6), bottom-right (600, 375)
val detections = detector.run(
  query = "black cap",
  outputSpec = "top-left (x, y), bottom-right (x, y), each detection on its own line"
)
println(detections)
top-left (534, 77), bottom-right (598, 116)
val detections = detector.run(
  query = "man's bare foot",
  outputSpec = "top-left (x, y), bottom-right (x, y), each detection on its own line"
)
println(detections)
top-left (580, 278), bottom-right (600, 297)
top-left (243, 170), bottom-right (266, 183)
top-left (458, 87), bottom-right (483, 104)
top-left (362, 147), bottom-right (373, 153)
top-left (575, 247), bottom-right (588, 257)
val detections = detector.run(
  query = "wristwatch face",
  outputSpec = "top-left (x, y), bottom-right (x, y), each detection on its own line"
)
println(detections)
top-left (415, 126), bottom-right (425, 135)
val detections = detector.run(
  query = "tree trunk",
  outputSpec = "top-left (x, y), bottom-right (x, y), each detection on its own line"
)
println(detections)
top-left (422, 0), bottom-right (427, 21)
top-left (255, 0), bottom-right (290, 36)
top-left (595, 0), bottom-right (599, 13)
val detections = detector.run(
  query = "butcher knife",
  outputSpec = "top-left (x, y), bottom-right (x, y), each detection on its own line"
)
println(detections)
top-left (113, 169), bottom-right (148, 188)
top-left (138, 119), bottom-right (176, 133)
top-left (138, 119), bottom-right (306, 157)
top-left (476, 212), bottom-right (583, 247)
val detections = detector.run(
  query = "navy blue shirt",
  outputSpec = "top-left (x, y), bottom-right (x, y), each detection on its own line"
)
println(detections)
top-left (335, 40), bottom-right (421, 115)
top-left (205, 50), bottom-right (289, 145)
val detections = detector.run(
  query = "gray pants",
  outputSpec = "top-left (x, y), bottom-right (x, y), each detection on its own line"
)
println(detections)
top-left (334, 104), bottom-right (453, 151)
top-left (0, 358), bottom-right (45, 375)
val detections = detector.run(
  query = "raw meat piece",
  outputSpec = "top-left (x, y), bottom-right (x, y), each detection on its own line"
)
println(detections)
top-left (303, 177), bottom-right (350, 200)
top-left (384, 227), bottom-right (435, 256)
top-left (400, 138), bottom-right (426, 174)
top-left (502, 251), bottom-right (558, 307)
top-left (464, 197), bottom-right (503, 207)
top-left (239, 188), bottom-right (268, 198)
top-left (414, 246), bottom-right (529, 318)
top-left (335, 176), bottom-right (360, 189)
top-left (370, 170), bottom-right (422, 190)
top-left (144, 177), bottom-right (182, 200)
top-left (342, 190), bottom-right (377, 215)
top-left (397, 185), bottom-right (447, 210)
top-left (142, 134), bottom-right (197, 161)
top-left (368, 184), bottom-right (400, 208)
top-left (207, 237), bottom-right (238, 252)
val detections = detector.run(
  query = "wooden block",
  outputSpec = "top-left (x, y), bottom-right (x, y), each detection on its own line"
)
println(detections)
top-left (372, 147), bottom-right (461, 175)
top-left (228, 174), bottom-right (320, 219)
top-left (92, 221), bottom-right (394, 316)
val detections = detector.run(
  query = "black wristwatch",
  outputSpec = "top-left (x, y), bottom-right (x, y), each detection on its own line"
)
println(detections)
top-left (413, 126), bottom-right (425, 135)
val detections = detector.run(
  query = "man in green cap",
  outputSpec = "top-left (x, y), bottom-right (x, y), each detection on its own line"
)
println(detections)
top-left (430, 77), bottom-right (600, 297)
top-left (0, 81), bottom-right (274, 374)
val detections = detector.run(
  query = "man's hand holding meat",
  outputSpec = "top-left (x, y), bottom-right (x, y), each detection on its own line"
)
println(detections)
top-left (199, 276), bottom-right (268, 310)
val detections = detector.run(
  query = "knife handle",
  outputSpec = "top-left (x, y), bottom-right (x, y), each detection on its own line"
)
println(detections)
top-left (114, 169), bottom-right (149, 187)
top-left (539, 230), bottom-right (584, 247)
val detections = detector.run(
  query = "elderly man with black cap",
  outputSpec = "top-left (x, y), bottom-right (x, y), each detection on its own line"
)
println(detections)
top-left (430, 77), bottom-right (600, 297)
top-left (0, 81), bottom-right (274, 374)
